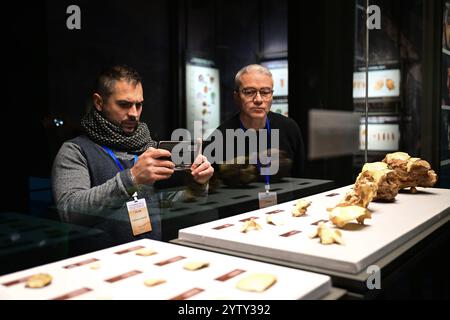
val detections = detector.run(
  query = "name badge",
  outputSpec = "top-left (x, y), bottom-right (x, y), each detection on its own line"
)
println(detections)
top-left (258, 192), bottom-right (277, 209)
top-left (126, 198), bottom-right (152, 236)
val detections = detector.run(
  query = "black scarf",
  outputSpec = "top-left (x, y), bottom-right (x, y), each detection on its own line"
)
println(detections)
top-left (81, 108), bottom-right (156, 154)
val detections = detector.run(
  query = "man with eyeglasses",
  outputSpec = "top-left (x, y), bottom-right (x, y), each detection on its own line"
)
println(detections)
top-left (52, 65), bottom-right (213, 247)
top-left (212, 64), bottom-right (304, 185)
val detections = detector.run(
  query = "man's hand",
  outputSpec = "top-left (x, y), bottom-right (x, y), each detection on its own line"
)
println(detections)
top-left (130, 148), bottom-right (175, 185)
top-left (191, 154), bottom-right (214, 185)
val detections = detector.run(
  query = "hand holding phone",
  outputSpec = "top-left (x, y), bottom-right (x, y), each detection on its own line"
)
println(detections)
top-left (130, 147), bottom-right (175, 185)
top-left (157, 140), bottom-right (200, 171)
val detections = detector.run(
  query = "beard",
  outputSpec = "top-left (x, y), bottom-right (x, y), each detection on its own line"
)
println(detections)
top-left (120, 120), bottom-right (139, 134)
top-left (100, 109), bottom-right (138, 135)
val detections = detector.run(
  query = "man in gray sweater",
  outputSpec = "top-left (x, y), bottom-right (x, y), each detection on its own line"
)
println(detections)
top-left (52, 65), bottom-right (213, 246)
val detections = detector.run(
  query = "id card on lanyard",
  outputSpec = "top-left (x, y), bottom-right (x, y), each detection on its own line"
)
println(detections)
top-left (239, 119), bottom-right (278, 209)
top-left (103, 146), bottom-right (152, 236)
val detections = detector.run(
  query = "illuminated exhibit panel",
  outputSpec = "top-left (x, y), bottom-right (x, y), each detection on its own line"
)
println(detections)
top-left (353, 69), bottom-right (400, 99)
top-left (186, 58), bottom-right (220, 139)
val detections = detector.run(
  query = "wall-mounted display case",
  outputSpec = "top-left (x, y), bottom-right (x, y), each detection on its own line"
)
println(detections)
top-left (185, 57), bottom-right (221, 139)
top-left (261, 59), bottom-right (289, 117)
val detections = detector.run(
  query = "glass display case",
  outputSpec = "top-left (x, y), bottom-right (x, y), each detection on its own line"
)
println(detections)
top-left (440, 0), bottom-right (450, 187)
top-left (352, 0), bottom-right (428, 180)
top-left (3, 0), bottom-right (448, 301)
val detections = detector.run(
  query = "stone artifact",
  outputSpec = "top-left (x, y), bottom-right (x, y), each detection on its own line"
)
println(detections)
top-left (382, 152), bottom-right (437, 192)
top-left (310, 222), bottom-right (344, 245)
top-left (329, 205), bottom-right (371, 228)
top-left (183, 261), bottom-right (210, 271)
top-left (240, 218), bottom-right (262, 233)
top-left (236, 273), bottom-right (277, 292)
top-left (292, 199), bottom-right (311, 217)
top-left (25, 273), bottom-right (52, 288)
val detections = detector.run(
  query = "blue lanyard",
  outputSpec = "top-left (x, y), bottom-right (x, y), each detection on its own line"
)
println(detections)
top-left (102, 146), bottom-right (138, 172)
top-left (239, 117), bottom-right (271, 188)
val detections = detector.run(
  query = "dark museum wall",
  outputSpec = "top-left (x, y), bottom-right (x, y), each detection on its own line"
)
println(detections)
top-left (288, 0), bottom-right (356, 186)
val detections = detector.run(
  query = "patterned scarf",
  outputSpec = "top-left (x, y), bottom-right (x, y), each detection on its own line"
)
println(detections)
top-left (81, 108), bottom-right (156, 154)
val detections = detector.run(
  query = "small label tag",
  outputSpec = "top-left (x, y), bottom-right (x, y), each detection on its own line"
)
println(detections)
top-left (258, 191), bottom-right (277, 209)
top-left (126, 198), bottom-right (152, 236)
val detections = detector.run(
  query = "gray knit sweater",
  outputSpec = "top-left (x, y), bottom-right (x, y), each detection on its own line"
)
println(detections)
top-left (52, 140), bottom-right (207, 236)
top-left (52, 141), bottom-right (147, 223)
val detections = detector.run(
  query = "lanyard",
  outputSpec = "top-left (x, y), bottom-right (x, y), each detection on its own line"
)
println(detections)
top-left (102, 146), bottom-right (138, 172)
top-left (239, 117), bottom-right (271, 189)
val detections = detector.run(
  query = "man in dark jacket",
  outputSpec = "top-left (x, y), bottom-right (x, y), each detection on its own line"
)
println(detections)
top-left (211, 64), bottom-right (304, 186)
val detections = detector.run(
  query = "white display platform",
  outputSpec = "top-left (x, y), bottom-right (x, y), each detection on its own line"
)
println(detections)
top-left (178, 186), bottom-right (450, 274)
top-left (0, 239), bottom-right (331, 300)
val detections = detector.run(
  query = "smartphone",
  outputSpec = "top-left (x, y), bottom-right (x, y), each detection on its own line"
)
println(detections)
top-left (157, 140), bottom-right (200, 171)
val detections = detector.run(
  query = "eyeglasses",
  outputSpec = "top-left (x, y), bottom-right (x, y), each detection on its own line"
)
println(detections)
top-left (239, 87), bottom-right (274, 100)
